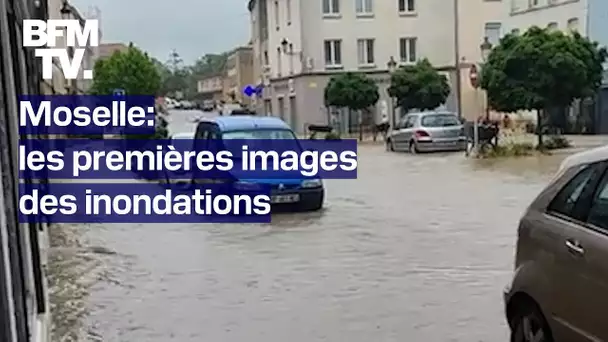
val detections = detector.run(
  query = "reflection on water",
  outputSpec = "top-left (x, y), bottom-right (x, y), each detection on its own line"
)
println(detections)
top-left (48, 119), bottom-right (601, 341)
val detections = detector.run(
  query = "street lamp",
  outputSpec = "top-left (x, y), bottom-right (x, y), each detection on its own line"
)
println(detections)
top-left (387, 56), bottom-right (398, 128)
top-left (480, 37), bottom-right (493, 120)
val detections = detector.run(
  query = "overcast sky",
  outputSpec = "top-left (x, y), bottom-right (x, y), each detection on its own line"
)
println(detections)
top-left (70, 0), bottom-right (250, 64)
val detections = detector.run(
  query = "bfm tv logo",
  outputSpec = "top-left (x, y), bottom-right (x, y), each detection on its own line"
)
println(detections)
top-left (22, 19), bottom-right (99, 80)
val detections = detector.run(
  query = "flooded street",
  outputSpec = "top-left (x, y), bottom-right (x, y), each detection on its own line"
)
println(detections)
top-left (48, 111), bottom-right (585, 341)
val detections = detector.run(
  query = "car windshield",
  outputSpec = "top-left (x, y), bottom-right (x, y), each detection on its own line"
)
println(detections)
top-left (421, 114), bottom-right (460, 127)
top-left (221, 129), bottom-right (299, 154)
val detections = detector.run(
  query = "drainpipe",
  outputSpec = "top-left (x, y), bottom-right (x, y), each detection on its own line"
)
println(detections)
top-left (453, 0), bottom-right (462, 117)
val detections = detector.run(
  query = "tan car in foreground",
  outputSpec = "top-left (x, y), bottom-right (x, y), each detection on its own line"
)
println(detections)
top-left (504, 145), bottom-right (608, 342)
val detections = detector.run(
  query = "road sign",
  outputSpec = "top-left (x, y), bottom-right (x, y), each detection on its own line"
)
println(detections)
top-left (469, 65), bottom-right (479, 88)
top-left (113, 88), bottom-right (125, 96)
top-left (243, 85), bottom-right (255, 97)
top-left (244, 84), bottom-right (264, 97)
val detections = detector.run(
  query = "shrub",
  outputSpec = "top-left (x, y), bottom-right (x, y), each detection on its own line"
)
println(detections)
top-left (543, 135), bottom-right (572, 150)
top-left (325, 132), bottom-right (341, 140)
top-left (478, 142), bottom-right (535, 158)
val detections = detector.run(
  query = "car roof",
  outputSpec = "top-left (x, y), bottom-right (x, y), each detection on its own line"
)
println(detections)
top-left (195, 115), bottom-right (291, 131)
top-left (171, 132), bottom-right (195, 139)
top-left (559, 144), bottom-right (608, 171)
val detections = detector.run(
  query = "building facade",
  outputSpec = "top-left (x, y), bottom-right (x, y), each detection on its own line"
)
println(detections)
top-left (249, 0), bottom-right (461, 134)
top-left (224, 46), bottom-right (255, 105)
top-left (504, 0), bottom-right (608, 132)
top-left (98, 42), bottom-right (128, 60)
top-left (456, 0), bottom-right (504, 121)
top-left (197, 74), bottom-right (225, 102)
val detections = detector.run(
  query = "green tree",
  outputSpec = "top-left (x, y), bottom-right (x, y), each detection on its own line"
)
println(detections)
top-left (324, 72), bottom-right (380, 140)
top-left (90, 43), bottom-right (161, 96)
top-left (387, 58), bottom-right (451, 116)
top-left (90, 43), bottom-right (167, 139)
top-left (480, 26), bottom-right (607, 147)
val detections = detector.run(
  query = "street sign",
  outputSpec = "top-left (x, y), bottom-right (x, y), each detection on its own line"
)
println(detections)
top-left (243, 84), bottom-right (264, 97)
top-left (113, 88), bottom-right (125, 96)
top-left (469, 65), bottom-right (479, 88)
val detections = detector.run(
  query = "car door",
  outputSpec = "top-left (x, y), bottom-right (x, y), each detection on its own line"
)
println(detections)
top-left (571, 167), bottom-right (608, 341)
top-left (393, 115), bottom-right (415, 151)
top-left (391, 115), bottom-right (408, 151)
top-left (543, 161), bottom-right (606, 341)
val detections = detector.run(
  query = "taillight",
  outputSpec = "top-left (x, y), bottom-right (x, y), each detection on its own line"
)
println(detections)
top-left (414, 130), bottom-right (429, 138)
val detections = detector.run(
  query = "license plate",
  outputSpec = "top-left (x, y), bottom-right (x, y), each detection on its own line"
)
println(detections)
top-left (271, 194), bottom-right (300, 204)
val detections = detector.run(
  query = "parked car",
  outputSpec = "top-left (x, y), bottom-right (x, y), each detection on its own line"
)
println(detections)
top-left (386, 111), bottom-right (466, 153)
top-left (192, 115), bottom-right (324, 211)
top-left (164, 132), bottom-right (195, 190)
top-left (504, 145), bottom-right (608, 342)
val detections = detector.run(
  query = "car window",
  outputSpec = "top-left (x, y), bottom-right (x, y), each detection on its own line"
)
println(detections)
top-left (547, 164), bottom-right (599, 221)
top-left (405, 116), bottom-right (417, 128)
top-left (421, 114), bottom-right (460, 127)
top-left (587, 170), bottom-right (608, 230)
top-left (397, 116), bottom-right (409, 129)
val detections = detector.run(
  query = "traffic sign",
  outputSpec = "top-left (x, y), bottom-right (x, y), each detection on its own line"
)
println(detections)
top-left (469, 65), bottom-right (479, 88)
top-left (243, 84), bottom-right (264, 97)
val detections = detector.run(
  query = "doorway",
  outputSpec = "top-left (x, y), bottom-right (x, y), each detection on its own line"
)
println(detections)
top-left (277, 97), bottom-right (285, 121)
top-left (289, 96), bottom-right (297, 132)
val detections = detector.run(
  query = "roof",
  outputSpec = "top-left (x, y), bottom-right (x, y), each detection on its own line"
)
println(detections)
top-left (197, 115), bottom-right (291, 131)
top-left (559, 144), bottom-right (608, 171)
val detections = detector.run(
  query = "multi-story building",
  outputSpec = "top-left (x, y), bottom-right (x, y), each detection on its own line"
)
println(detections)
top-left (249, 0), bottom-right (461, 133)
top-left (504, 0), bottom-right (608, 132)
top-left (456, 0), bottom-right (504, 121)
top-left (197, 74), bottom-right (225, 102)
top-left (224, 46), bottom-right (255, 105)
top-left (98, 42), bottom-right (129, 59)
top-left (45, 0), bottom-right (101, 94)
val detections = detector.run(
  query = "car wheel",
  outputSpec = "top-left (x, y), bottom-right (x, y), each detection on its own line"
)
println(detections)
top-left (510, 303), bottom-right (552, 342)
top-left (409, 140), bottom-right (418, 154)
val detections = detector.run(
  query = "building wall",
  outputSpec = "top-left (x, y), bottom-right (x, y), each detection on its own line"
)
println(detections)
top-left (588, 0), bottom-right (608, 48)
top-left (457, 0), bottom-right (504, 120)
top-left (98, 43), bottom-right (129, 59)
top-left (505, 0), bottom-right (586, 33)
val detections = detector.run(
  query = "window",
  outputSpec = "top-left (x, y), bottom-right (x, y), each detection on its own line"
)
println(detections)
top-left (587, 170), bottom-right (608, 229)
top-left (484, 22), bottom-right (502, 46)
top-left (398, 0), bottom-right (415, 12)
top-left (286, 0), bottom-right (292, 24)
top-left (547, 22), bottom-right (558, 31)
top-left (548, 165), bottom-right (601, 220)
top-left (324, 39), bottom-right (342, 66)
top-left (357, 39), bottom-right (375, 65)
top-left (263, 50), bottom-right (269, 65)
top-left (399, 115), bottom-right (416, 129)
top-left (356, 0), bottom-right (373, 14)
top-left (399, 37), bottom-right (417, 63)
top-left (274, 1), bottom-right (280, 29)
top-left (276, 47), bottom-right (282, 76)
top-left (322, 0), bottom-right (340, 14)
top-left (567, 18), bottom-right (579, 32)
top-left (529, 0), bottom-right (539, 7)
top-left (421, 114), bottom-right (460, 127)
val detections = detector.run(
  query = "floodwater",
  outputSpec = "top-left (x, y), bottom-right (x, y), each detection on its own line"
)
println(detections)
top-left (48, 110), bottom-right (582, 341)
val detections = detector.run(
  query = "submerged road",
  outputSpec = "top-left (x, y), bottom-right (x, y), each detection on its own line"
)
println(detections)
top-left (47, 110), bottom-right (592, 341)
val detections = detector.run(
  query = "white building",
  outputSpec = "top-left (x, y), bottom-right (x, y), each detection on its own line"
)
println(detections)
top-left (45, 0), bottom-right (101, 94)
top-left (503, 0), bottom-right (608, 132)
top-left (249, 0), bottom-right (464, 133)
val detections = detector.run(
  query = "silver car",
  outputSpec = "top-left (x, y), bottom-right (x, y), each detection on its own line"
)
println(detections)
top-left (386, 111), bottom-right (466, 153)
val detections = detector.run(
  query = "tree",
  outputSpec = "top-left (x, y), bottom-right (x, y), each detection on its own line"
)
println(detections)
top-left (324, 72), bottom-right (379, 140)
top-left (480, 26), bottom-right (607, 147)
top-left (90, 43), bottom-right (167, 139)
top-left (387, 58), bottom-right (451, 116)
top-left (90, 43), bottom-right (161, 96)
